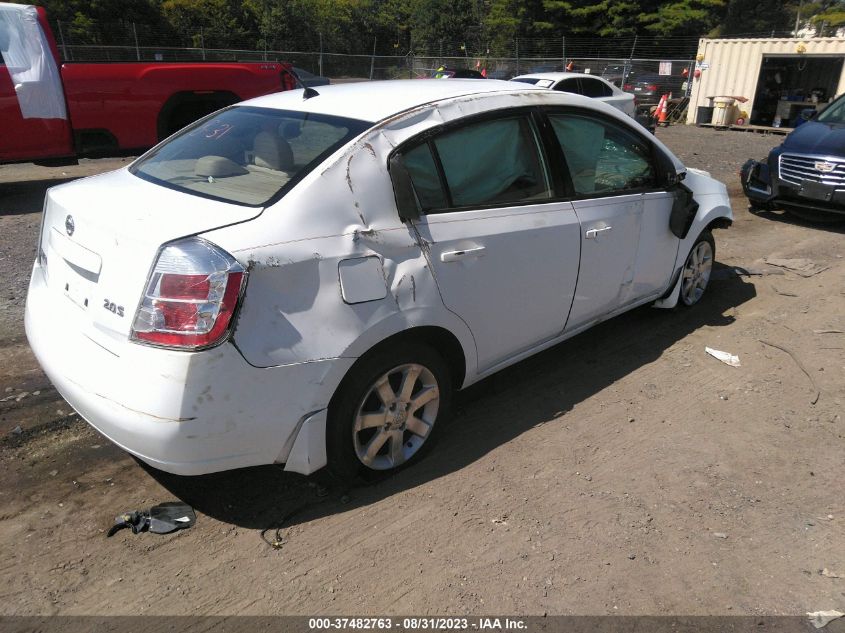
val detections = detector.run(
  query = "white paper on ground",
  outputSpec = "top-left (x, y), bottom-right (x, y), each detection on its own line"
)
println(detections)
top-left (705, 347), bottom-right (741, 367)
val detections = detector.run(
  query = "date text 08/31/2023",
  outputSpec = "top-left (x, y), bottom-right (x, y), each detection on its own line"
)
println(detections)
top-left (308, 618), bottom-right (527, 630)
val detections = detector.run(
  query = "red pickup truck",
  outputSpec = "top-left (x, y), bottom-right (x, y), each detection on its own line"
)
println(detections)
top-left (0, 4), bottom-right (297, 165)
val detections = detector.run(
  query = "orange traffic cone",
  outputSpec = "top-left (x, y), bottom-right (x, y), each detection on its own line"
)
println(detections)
top-left (652, 94), bottom-right (665, 125)
top-left (657, 94), bottom-right (669, 126)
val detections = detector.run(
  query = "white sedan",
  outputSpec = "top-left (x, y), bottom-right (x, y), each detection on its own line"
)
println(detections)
top-left (26, 79), bottom-right (732, 478)
top-left (511, 72), bottom-right (637, 118)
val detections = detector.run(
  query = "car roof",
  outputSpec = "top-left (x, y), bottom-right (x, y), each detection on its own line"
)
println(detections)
top-left (241, 79), bottom-right (544, 123)
top-left (511, 72), bottom-right (607, 82)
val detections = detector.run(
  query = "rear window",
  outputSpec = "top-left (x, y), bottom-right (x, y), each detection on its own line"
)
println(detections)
top-left (131, 106), bottom-right (371, 206)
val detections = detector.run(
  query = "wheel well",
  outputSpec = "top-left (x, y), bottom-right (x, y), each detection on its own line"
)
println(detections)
top-left (706, 216), bottom-right (732, 231)
top-left (157, 91), bottom-right (240, 141)
top-left (337, 327), bottom-right (468, 400)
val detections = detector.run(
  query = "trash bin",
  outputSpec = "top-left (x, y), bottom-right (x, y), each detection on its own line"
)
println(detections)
top-left (696, 105), bottom-right (714, 126)
top-left (711, 97), bottom-right (736, 126)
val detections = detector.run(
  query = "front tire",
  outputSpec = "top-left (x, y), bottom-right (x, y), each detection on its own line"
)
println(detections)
top-left (326, 342), bottom-right (452, 479)
top-left (679, 231), bottom-right (715, 307)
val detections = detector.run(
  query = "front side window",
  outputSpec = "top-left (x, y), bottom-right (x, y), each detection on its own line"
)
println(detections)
top-left (131, 106), bottom-right (371, 206)
top-left (549, 113), bottom-right (655, 196)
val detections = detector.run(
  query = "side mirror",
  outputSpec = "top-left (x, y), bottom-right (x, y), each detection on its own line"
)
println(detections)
top-left (388, 153), bottom-right (420, 222)
top-left (669, 182), bottom-right (699, 239)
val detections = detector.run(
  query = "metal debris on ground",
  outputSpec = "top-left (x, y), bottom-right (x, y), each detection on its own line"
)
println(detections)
top-left (821, 568), bottom-right (843, 579)
top-left (759, 339), bottom-right (820, 405)
top-left (107, 502), bottom-right (196, 537)
top-left (808, 610), bottom-right (845, 629)
top-left (814, 329), bottom-right (844, 334)
top-left (705, 347), bottom-right (741, 367)
top-left (764, 257), bottom-right (829, 277)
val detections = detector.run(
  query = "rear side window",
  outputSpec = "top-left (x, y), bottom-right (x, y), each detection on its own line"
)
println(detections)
top-left (401, 115), bottom-right (551, 212)
top-left (402, 143), bottom-right (448, 212)
top-left (554, 78), bottom-right (581, 94)
top-left (549, 113), bottom-right (655, 196)
top-left (580, 78), bottom-right (613, 98)
top-left (131, 106), bottom-right (370, 206)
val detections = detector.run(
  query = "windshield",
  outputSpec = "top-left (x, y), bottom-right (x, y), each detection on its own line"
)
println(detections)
top-left (816, 95), bottom-right (845, 125)
top-left (131, 106), bottom-right (371, 206)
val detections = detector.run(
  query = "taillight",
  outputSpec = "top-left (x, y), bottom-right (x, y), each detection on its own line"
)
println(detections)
top-left (648, 84), bottom-right (658, 92)
top-left (131, 237), bottom-right (245, 350)
top-left (623, 83), bottom-right (633, 91)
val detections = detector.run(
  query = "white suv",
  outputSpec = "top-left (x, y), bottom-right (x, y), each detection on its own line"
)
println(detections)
top-left (25, 79), bottom-right (732, 478)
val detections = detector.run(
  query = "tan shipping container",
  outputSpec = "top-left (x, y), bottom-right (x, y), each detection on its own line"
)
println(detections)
top-left (686, 37), bottom-right (845, 125)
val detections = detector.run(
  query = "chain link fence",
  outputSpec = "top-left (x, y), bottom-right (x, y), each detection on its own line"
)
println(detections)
top-left (50, 18), bottom-right (697, 110)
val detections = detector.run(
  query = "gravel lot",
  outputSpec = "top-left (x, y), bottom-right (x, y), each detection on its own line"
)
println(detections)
top-left (1, 125), bottom-right (843, 618)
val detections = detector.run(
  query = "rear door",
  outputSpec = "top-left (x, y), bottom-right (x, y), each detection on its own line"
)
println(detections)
top-left (394, 110), bottom-right (581, 372)
top-left (544, 109), bottom-right (674, 329)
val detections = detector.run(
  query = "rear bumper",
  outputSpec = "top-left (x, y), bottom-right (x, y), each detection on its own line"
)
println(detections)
top-left (741, 158), bottom-right (845, 216)
top-left (25, 262), bottom-right (351, 475)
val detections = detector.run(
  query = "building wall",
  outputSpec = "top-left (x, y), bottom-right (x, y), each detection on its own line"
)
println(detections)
top-left (685, 37), bottom-right (845, 124)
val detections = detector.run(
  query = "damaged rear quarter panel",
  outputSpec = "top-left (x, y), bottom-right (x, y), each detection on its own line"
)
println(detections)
top-left (199, 111), bottom-right (480, 375)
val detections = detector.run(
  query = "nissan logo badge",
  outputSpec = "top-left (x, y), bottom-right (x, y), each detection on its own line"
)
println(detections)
top-left (65, 215), bottom-right (75, 236)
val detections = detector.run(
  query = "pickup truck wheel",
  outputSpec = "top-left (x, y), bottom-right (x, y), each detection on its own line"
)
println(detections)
top-left (786, 208), bottom-right (845, 224)
top-left (679, 231), bottom-right (715, 307)
top-left (326, 343), bottom-right (452, 479)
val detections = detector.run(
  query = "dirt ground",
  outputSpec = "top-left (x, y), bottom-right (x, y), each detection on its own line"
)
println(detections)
top-left (0, 126), bottom-right (843, 618)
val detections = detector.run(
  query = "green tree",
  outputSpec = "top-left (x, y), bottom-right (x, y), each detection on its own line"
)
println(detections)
top-left (717, 0), bottom-right (790, 35)
top-left (161, 0), bottom-right (257, 48)
top-left (639, 0), bottom-right (725, 36)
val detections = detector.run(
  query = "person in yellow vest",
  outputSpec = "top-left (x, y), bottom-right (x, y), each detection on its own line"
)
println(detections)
top-left (434, 65), bottom-right (450, 79)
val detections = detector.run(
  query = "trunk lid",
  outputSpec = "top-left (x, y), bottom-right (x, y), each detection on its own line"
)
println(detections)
top-left (39, 168), bottom-right (260, 352)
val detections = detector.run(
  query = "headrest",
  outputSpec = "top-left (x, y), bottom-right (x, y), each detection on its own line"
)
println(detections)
top-left (253, 131), bottom-right (293, 171)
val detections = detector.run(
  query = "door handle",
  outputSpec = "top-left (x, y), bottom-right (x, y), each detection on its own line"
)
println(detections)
top-left (585, 226), bottom-right (612, 239)
top-left (440, 246), bottom-right (486, 262)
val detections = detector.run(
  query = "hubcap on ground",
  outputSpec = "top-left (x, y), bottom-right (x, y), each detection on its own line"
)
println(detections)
top-left (681, 240), bottom-right (713, 305)
top-left (352, 363), bottom-right (440, 470)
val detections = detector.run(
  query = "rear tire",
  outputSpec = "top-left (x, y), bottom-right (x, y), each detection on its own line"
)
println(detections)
top-left (326, 342), bottom-right (452, 480)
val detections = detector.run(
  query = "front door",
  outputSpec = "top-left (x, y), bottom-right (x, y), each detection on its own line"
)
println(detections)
top-left (544, 110), bottom-right (667, 329)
